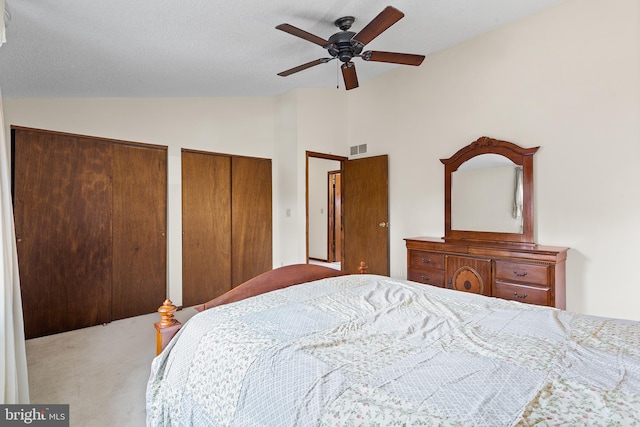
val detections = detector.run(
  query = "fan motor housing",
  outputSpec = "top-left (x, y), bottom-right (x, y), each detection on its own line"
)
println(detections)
top-left (327, 31), bottom-right (362, 63)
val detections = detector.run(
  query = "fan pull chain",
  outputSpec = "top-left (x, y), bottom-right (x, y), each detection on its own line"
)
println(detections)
top-left (336, 60), bottom-right (339, 89)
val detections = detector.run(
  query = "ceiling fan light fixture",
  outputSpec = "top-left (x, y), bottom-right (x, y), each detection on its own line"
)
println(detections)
top-left (341, 62), bottom-right (359, 90)
top-left (327, 30), bottom-right (361, 62)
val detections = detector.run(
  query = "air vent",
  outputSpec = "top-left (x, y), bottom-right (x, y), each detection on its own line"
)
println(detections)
top-left (350, 144), bottom-right (368, 155)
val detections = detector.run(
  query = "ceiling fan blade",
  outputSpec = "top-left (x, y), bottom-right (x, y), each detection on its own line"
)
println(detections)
top-left (362, 51), bottom-right (425, 66)
top-left (341, 62), bottom-right (359, 90)
top-left (352, 6), bottom-right (404, 47)
top-left (276, 24), bottom-right (331, 47)
top-left (277, 58), bottom-right (332, 77)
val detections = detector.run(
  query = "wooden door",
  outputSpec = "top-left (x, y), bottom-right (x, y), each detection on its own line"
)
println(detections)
top-left (111, 143), bottom-right (167, 320)
top-left (181, 151), bottom-right (232, 307)
top-left (328, 171), bottom-right (342, 262)
top-left (231, 156), bottom-right (272, 287)
top-left (13, 128), bottom-right (113, 338)
top-left (342, 155), bottom-right (389, 275)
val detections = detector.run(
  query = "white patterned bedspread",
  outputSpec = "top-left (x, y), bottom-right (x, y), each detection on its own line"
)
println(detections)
top-left (146, 275), bottom-right (640, 426)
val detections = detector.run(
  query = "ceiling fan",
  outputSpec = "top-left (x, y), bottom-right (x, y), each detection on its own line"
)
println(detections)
top-left (276, 6), bottom-right (425, 90)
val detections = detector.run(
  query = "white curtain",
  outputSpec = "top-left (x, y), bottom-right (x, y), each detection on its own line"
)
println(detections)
top-left (0, 87), bottom-right (30, 403)
top-left (1, 0), bottom-right (6, 47)
top-left (512, 166), bottom-right (523, 219)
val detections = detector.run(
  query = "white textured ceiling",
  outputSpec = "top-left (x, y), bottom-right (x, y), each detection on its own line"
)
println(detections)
top-left (0, 0), bottom-right (564, 98)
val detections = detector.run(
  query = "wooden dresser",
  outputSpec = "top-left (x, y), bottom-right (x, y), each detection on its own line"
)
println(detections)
top-left (405, 237), bottom-right (569, 309)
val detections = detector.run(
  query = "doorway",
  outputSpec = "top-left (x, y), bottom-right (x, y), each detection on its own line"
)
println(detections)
top-left (307, 153), bottom-right (344, 267)
top-left (306, 151), bottom-right (390, 275)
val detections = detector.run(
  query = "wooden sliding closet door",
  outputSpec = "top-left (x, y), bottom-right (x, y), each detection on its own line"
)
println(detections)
top-left (13, 129), bottom-right (113, 339)
top-left (231, 156), bottom-right (272, 287)
top-left (111, 143), bottom-right (167, 320)
top-left (181, 151), bottom-right (272, 304)
top-left (13, 127), bottom-right (168, 338)
top-left (181, 151), bottom-right (232, 307)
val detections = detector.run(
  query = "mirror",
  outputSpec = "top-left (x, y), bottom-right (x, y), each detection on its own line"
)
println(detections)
top-left (442, 137), bottom-right (539, 244)
top-left (452, 155), bottom-right (522, 233)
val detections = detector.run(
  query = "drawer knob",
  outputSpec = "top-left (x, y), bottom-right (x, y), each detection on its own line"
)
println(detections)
top-left (421, 258), bottom-right (431, 264)
top-left (513, 270), bottom-right (528, 277)
top-left (513, 291), bottom-right (528, 299)
top-left (420, 274), bottom-right (430, 281)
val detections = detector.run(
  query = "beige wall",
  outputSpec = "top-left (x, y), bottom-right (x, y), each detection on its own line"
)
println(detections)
top-left (347, 0), bottom-right (640, 320)
top-left (3, 0), bottom-right (639, 320)
top-left (273, 89), bottom-right (349, 268)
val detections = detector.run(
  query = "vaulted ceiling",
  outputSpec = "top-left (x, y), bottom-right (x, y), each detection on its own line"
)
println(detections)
top-left (0, 0), bottom-right (564, 98)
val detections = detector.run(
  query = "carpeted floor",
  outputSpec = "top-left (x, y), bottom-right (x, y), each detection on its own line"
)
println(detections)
top-left (26, 308), bottom-right (197, 427)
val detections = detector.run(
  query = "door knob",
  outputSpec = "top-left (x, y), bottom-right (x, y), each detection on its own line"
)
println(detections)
top-left (379, 222), bottom-right (389, 228)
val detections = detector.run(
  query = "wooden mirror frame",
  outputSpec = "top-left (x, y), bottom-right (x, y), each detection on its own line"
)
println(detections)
top-left (441, 136), bottom-right (539, 245)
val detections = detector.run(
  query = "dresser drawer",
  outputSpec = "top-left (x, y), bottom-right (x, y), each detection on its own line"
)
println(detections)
top-left (408, 268), bottom-right (445, 287)
top-left (409, 250), bottom-right (445, 271)
top-left (493, 281), bottom-right (550, 306)
top-left (494, 260), bottom-right (550, 286)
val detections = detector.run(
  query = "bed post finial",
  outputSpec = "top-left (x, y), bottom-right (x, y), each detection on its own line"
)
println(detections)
top-left (157, 299), bottom-right (177, 327)
top-left (358, 261), bottom-right (368, 274)
top-left (155, 299), bottom-right (182, 355)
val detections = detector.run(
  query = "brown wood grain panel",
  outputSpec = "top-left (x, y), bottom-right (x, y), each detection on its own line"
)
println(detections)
top-left (407, 268), bottom-right (445, 287)
top-left (182, 151), bottom-right (232, 307)
top-left (494, 260), bottom-right (550, 286)
top-left (445, 255), bottom-right (492, 296)
top-left (13, 129), bottom-right (113, 338)
top-left (111, 143), bottom-right (167, 320)
top-left (231, 156), bottom-right (272, 287)
top-left (493, 281), bottom-right (550, 306)
top-left (409, 250), bottom-right (445, 271)
top-left (343, 155), bottom-right (389, 275)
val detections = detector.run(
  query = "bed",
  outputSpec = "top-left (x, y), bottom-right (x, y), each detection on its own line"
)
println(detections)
top-left (146, 265), bottom-right (640, 426)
